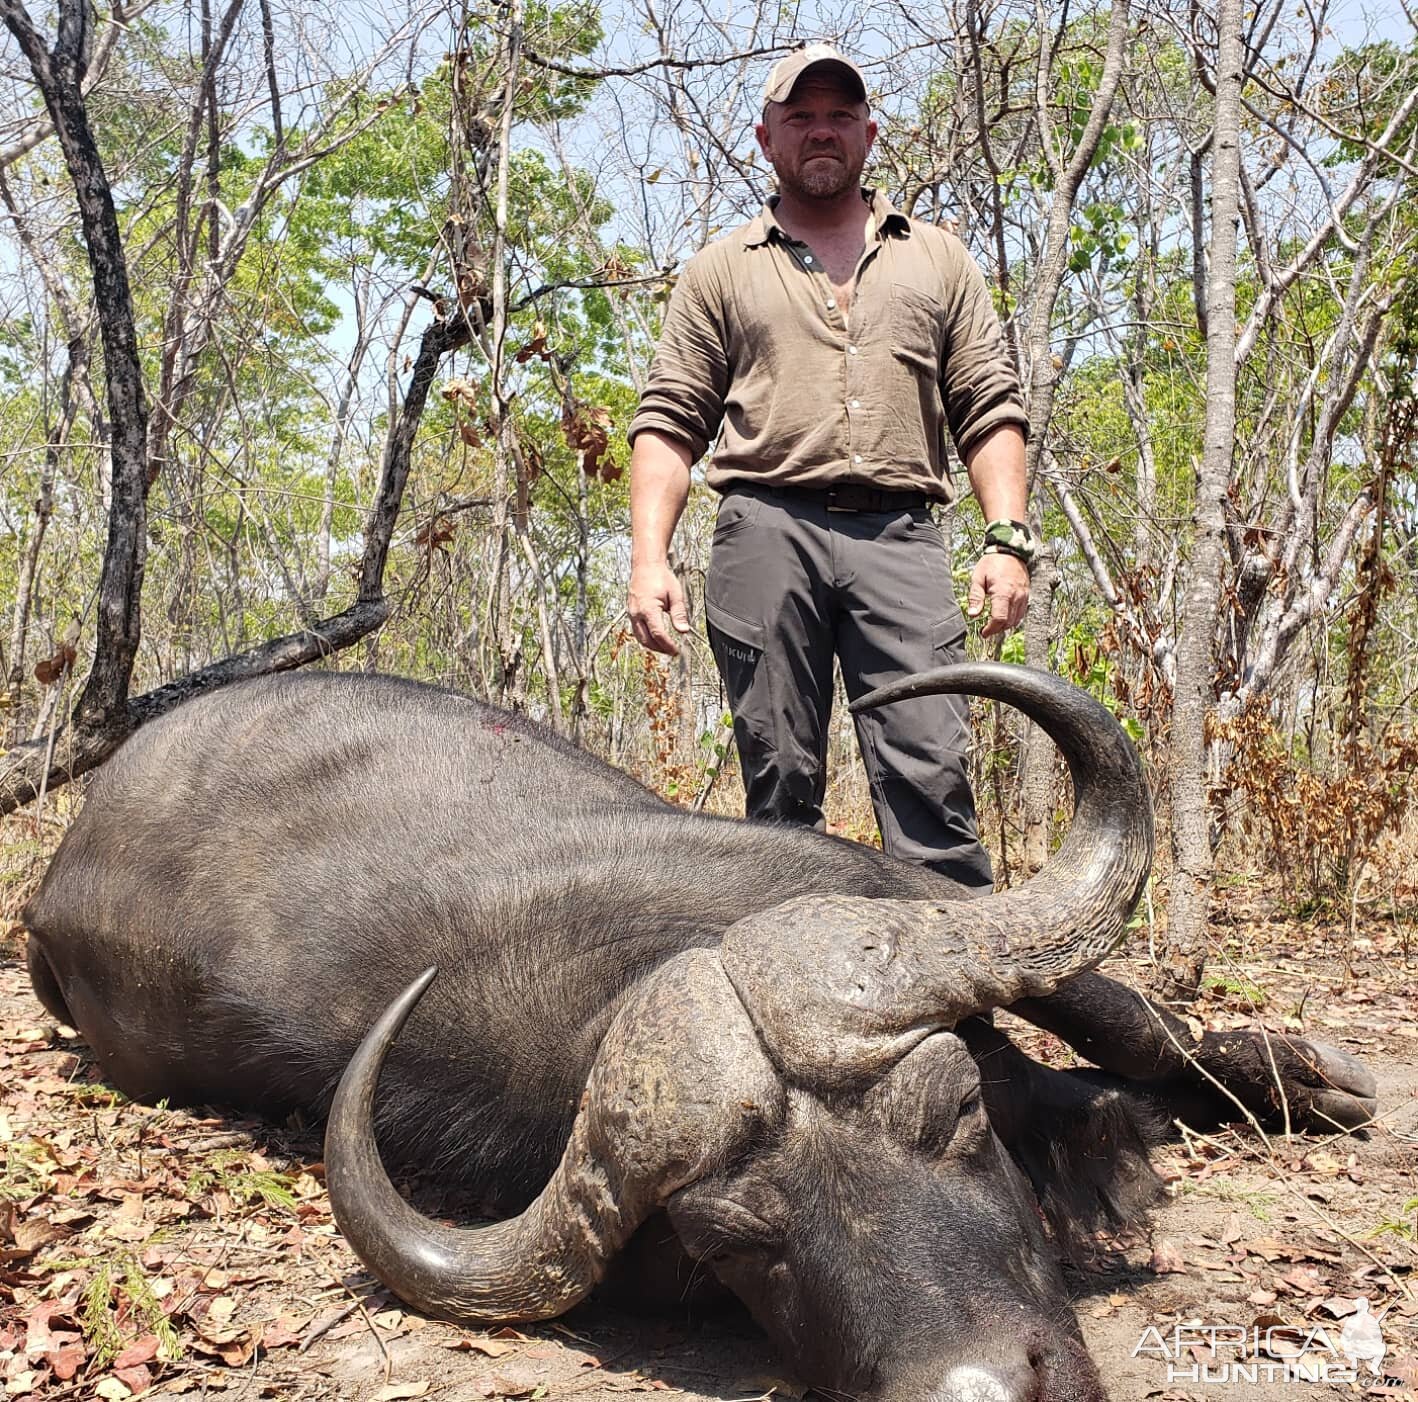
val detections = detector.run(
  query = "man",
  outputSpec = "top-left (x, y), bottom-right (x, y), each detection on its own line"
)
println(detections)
top-left (625, 43), bottom-right (1035, 889)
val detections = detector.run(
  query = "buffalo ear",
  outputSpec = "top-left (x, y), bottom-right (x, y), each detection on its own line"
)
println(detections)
top-left (1001, 1070), bottom-right (1165, 1257)
top-left (955, 1018), bottom-right (1164, 1255)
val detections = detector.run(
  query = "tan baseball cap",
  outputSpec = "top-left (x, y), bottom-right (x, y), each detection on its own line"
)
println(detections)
top-left (762, 43), bottom-right (868, 107)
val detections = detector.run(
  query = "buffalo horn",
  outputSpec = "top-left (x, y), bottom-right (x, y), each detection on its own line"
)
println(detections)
top-left (720, 662), bottom-right (1153, 1089)
top-left (325, 950), bottom-right (780, 1323)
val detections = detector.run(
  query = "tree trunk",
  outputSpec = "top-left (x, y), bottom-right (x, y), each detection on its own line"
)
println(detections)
top-left (1156, 0), bottom-right (1246, 1003)
top-left (3, 0), bottom-right (152, 737)
top-left (1015, 0), bottom-right (1132, 867)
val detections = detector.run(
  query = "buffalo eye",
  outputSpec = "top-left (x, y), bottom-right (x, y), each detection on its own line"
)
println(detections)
top-left (875, 1036), bottom-right (988, 1156)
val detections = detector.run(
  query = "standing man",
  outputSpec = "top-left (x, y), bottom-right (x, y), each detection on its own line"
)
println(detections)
top-left (626, 44), bottom-right (1035, 890)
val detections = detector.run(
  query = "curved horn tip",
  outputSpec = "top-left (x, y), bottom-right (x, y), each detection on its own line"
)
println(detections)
top-left (360, 966), bottom-right (440, 1049)
top-left (399, 964), bottom-right (440, 1009)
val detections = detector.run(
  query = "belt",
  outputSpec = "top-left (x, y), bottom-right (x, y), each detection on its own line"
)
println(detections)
top-left (730, 482), bottom-right (933, 513)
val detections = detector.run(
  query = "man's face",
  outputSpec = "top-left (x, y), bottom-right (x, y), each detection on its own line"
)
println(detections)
top-left (755, 74), bottom-right (877, 201)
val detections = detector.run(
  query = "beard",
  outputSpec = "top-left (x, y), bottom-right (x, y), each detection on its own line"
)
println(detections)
top-left (780, 150), bottom-right (861, 200)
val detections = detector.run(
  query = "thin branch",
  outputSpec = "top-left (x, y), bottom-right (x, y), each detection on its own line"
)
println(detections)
top-left (520, 41), bottom-right (792, 82)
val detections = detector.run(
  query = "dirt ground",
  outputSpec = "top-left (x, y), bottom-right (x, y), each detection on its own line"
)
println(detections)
top-left (1, 902), bottom-right (1415, 1402)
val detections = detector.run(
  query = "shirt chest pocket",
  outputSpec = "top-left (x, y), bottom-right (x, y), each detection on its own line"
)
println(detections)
top-left (890, 283), bottom-right (946, 378)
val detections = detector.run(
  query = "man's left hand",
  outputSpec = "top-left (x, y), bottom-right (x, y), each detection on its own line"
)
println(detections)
top-left (967, 554), bottom-right (1030, 637)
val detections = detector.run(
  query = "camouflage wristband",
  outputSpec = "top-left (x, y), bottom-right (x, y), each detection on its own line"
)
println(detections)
top-left (982, 518), bottom-right (1038, 568)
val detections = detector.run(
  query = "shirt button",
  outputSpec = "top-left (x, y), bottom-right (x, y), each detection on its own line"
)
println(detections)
top-left (850, 399), bottom-right (860, 408)
top-left (826, 298), bottom-right (836, 309)
top-left (803, 255), bottom-right (814, 265)
top-left (853, 454), bottom-right (863, 464)
top-left (848, 345), bottom-right (858, 355)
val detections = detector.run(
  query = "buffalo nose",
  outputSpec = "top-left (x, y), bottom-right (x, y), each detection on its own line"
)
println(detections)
top-left (928, 1362), bottom-right (1039, 1402)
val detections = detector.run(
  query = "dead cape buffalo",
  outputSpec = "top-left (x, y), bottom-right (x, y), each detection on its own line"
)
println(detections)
top-left (24, 663), bottom-right (1375, 1401)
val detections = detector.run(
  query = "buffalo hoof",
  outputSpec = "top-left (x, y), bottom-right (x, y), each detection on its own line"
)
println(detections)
top-left (1203, 1030), bottom-right (1377, 1133)
top-left (1283, 1038), bottom-right (1377, 1132)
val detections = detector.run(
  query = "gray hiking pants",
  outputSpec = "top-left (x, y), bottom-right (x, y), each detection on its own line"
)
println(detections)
top-left (704, 483), bottom-right (993, 890)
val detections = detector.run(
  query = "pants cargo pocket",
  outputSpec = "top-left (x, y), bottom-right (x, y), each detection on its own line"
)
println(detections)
top-left (705, 598), bottom-right (766, 707)
top-left (931, 614), bottom-right (967, 663)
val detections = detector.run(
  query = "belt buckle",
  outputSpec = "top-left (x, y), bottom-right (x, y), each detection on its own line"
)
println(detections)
top-left (826, 485), bottom-right (865, 513)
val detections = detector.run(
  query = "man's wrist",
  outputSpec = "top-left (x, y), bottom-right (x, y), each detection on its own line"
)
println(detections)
top-left (981, 518), bottom-right (1038, 569)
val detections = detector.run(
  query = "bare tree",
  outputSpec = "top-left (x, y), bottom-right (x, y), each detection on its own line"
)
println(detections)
top-left (0, 0), bottom-right (470, 811)
top-left (1158, 0), bottom-right (1246, 1000)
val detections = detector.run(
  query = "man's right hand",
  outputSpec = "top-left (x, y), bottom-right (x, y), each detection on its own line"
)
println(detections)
top-left (628, 562), bottom-right (691, 655)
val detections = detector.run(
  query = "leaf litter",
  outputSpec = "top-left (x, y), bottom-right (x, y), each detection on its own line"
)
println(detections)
top-left (0, 891), bottom-right (1414, 1400)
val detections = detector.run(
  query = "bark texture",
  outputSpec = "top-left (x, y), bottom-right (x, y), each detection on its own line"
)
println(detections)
top-left (1157, 0), bottom-right (1246, 1002)
top-left (1017, 0), bottom-right (1132, 871)
top-left (3, 0), bottom-right (151, 737)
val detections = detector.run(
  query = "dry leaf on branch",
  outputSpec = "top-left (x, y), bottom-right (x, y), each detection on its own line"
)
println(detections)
top-left (561, 404), bottom-right (614, 479)
top-left (415, 518), bottom-right (458, 552)
top-left (440, 377), bottom-right (480, 410)
top-left (33, 644), bottom-right (77, 686)
top-left (514, 320), bottom-right (554, 364)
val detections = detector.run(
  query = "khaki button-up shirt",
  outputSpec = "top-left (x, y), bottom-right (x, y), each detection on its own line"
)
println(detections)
top-left (627, 190), bottom-right (1027, 503)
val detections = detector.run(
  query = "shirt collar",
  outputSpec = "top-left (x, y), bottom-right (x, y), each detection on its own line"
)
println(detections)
top-left (742, 189), bottom-right (911, 248)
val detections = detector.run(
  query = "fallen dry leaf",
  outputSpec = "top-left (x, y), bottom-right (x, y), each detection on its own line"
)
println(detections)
top-left (113, 1336), bottom-right (160, 1370)
top-left (47, 1341), bottom-right (86, 1381)
top-left (259, 1312), bottom-right (308, 1349)
top-left (23, 1299), bottom-right (79, 1357)
top-left (114, 1363), bottom-right (152, 1393)
top-left (372, 1382), bottom-right (431, 1401)
top-left (487, 1366), bottom-right (545, 1398)
top-left (1277, 1264), bottom-right (1325, 1295)
top-left (1149, 1239), bottom-right (1187, 1274)
top-left (459, 1337), bottom-right (515, 1358)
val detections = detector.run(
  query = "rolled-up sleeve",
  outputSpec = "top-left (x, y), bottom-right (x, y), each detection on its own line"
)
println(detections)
top-left (938, 244), bottom-right (1029, 456)
top-left (627, 255), bottom-right (730, 461)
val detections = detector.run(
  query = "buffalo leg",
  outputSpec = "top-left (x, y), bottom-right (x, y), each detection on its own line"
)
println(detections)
top-left (1007, 973), bottom-right (1377, 1133)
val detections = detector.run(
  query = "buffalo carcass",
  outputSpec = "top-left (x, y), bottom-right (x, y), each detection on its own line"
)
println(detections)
top-left (23, 663), bottom-right (1375, 1402)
